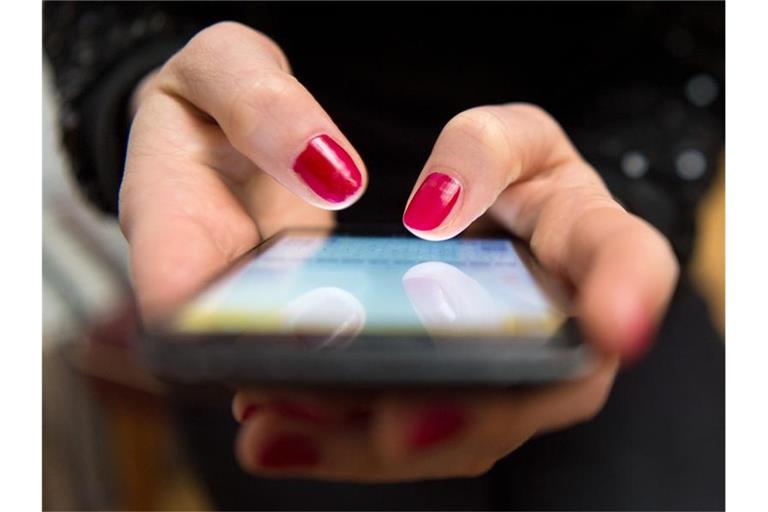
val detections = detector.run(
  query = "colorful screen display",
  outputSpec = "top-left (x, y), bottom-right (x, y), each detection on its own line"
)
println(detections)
top-left (173, 234), bottom-right (566, 343)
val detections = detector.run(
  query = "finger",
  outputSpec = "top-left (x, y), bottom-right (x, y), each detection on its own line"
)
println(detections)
top-left (232, 388), bottom-right (374, 426)
top-left (120, 92), bottom-right (262, 318)
top-left (371, 356), bottom-right (618, 474)
top-left (492, 175), bottom-right (678, 357)
top-left (475, 105), bottom-right (677, 357)
top-left (236, 409), bottom-right (387, 481)
top-left (159, 21), bottom-right (367, 209)
top-left (401, 261), bottom-right (504, 334)
top-left (232, 357), bottom-right (616, 481)
top-left (404, 102), bottom-right (677, 356)
top-left (234, 393), bottom-right (494, 481)
top-left (234, 390), bottom-right (388, 481)
top-left (402, 103), bottom-right (578, 240)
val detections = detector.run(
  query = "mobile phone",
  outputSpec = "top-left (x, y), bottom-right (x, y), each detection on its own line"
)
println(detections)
top-left (142, 225), bottom-right (596, 388)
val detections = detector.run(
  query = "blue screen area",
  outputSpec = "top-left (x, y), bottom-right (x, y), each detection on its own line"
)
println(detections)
top-left (174, 234), bottom-right (566, 342)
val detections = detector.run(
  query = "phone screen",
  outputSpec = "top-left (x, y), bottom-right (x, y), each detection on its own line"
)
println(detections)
top-left (169, 231), bottom-right (567, 345)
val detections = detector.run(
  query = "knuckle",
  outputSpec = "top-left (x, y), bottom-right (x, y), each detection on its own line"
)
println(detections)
top-left (507, 102), bottom-right (558, 129)
top-left (447, 108), bottom-right (510, 154)
top-left (527, 188), bottom-right (582, 267)
top-left (190, 21), bottom-right (253, 48)
top-left (195, 22), bottom-right (289, 70)
top-left (174, 22), bottom-right (248, 72)
top-left (529, 186), bottom-right (619, 270)
top-left (242, 70), bottom-right (297, 104)
top-left (171, 22), bottom-right (288, 79)
top-left (228, 70), bottom-right (298, 134)
top-left (505, 102), bottom-right (574, 161)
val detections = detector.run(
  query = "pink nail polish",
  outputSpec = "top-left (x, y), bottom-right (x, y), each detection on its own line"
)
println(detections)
top-left (241, 403), bottom-right (264, 422)
top-left (622, 313), bottom-right (656, 366)
top-left (270, 400), bottom-right (335, 426)
top-left (259, 433), bottom-right (320, 469)
top-left (293, 134), bottom-right (362, 203)
top-left (406, 404), bottom-right (467, 451)
top-left (403, 172), bottom-right (461, 231)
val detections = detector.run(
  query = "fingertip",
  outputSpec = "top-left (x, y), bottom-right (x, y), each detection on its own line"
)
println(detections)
top-left (579, 275), bottom-right (659, 362)
top-left (402, 172), bottom-right (463, 236)
top-left (401, 222), bottom-right (461, 242)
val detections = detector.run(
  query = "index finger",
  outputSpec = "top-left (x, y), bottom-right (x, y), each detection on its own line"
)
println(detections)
top-left (159, 21), bottom-right (367, 209)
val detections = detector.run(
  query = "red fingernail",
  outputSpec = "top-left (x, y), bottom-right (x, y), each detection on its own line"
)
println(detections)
top-left (293, 134), bottom-right (362, 203)
top-left (622, 313), bottom-right (656, 366)
top-left (406, 404), bottom-right (467, 451)
top-left (270, 400), bottom-right (335, 426)
top-left (403, 172), bottom-right (461, 231)
top-left (241, 403), bottom-right (264, 422)
top-left (259, 433), bottom-right (320, 469)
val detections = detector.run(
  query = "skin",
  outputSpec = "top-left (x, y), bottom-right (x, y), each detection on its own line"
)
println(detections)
top-left (121, 22), bottom-right (679, 481)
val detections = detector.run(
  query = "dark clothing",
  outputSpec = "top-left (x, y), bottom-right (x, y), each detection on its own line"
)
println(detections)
top-left (43, 1), bottom-right (724, 265)
top-left (43, 2), bottom-right (725, 509)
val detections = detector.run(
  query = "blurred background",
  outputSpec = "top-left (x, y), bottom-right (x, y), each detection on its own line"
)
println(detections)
top-left (43, 2), bottom-right (724, 510)
top-left (43, 64), bottom-right (210, 510)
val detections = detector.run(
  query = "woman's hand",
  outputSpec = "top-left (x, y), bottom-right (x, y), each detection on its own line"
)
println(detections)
top-left (120, 21), bottom-right (678, 482)
top-left (120, 21), bottom-right (366, 318)
top-left (231, 105), bottom-right (678, 481)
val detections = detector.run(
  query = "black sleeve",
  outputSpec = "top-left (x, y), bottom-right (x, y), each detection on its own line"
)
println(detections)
top-left (43, 1), bottom-right (204, 215)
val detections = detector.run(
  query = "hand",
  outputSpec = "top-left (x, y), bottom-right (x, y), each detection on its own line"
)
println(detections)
top-left (120, 22), bottom-right (366, 318)
top-left (231, 105), bottom-right (678, 481)
top-left (120, 21), bottom-right (677, 483)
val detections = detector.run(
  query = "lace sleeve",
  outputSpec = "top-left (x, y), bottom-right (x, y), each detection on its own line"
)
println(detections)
top-left (43, 1), bottom-right (203, 215)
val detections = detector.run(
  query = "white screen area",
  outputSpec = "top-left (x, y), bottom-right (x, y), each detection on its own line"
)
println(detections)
top-left (173, 234), bottom-right (566, 341)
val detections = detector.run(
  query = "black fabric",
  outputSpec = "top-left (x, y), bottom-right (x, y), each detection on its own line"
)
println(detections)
top-left (43, 1), bottom-right (200, 213)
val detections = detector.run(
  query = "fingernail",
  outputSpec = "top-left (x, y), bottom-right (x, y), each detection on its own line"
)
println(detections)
top-left (403, 172), bottom-right (461, 231)
top-left (293, 134), bottom-right (362, 203)
top-left (270, 400), bottom-right (335, 426)
top-left (259, 433), bottom-right (320, 469)
top-left (241, 403), bottom-right (264, 422)
top-left (622, 313), bottom-right (655, 366)
top-left (406, 404), bottom-right (467, 451)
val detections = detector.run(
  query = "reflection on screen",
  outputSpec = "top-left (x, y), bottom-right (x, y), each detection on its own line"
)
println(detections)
top-left (173, 234), bottom-right (565, 342)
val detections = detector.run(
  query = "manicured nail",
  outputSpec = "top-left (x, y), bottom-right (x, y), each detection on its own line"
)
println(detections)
top-left (622, 313), bottom-right (655, 366)
top-left (293, 134), bottom-right (362, 203)
top-left (403, 172), bottom-right (461, 231)
top-left (241, 403), bottom-right (264, 422)
top-left (406, 404), bottom-right (467, 451)
top-left (270, 400), bottom-right (335, 426)
top-left (259, 433), bottom-right (320, 469)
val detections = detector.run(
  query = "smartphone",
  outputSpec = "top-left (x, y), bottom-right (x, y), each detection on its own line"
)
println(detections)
top-left (142, 226), bottom-right (596, 388)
